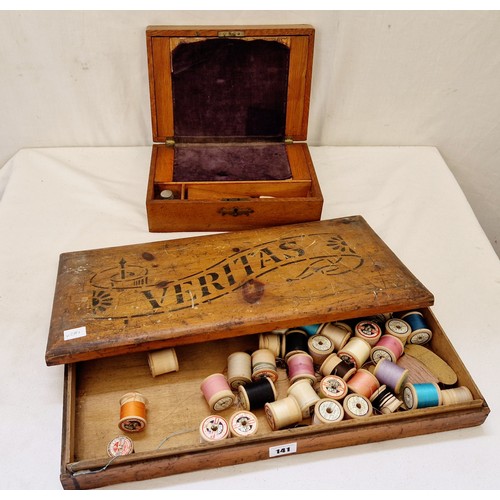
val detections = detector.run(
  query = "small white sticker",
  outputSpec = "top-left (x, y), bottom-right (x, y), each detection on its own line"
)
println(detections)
top-left (269, 442), bottom-right (297, 458)
top-left (64, 326), bottom-right (87, 341)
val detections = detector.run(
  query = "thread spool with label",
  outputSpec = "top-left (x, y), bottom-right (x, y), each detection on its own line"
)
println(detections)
top-left (283, 329), bottom-right (309, 361)
top-left (118, 392), bottom-right (148, 433)
top-left (441, 386), bottom-right (474, 406)
top-left (308, 334), bottom-right (335, 366)
top-left (251, 348), bottom-right (278, 382)
top-left (199, 415), bottom-right (230, 443)
top-left (287, 378), bottom-right (321, 418)
top-left (321, 322), bottom-right (352, 350)
top-left (200, 373), bottom-right (235, 412)
top-left (370, 385), bottom-right (403, 414)
top-left (287, 352), bottom-right (316, 385)
top-left (319, 375), bottom-right (348, 401)
top-left (107, 436), bottom-right (134, 457)
top-left (313, 398), bottom-right (344, 424)
top-left (147, 348), bottom-right (179, 377)
top-left (401, 311), bottom-right (433, 345)
top-left (229, 410), bottom-right (259, 437)
top-left (238, 377), bottom-right (277, 410)
top-left (403, 382), bottom-right (442, 410)
top-left (319, 353), bottom-right (356, 380)
top-left (343, 393), bottom-right (373, 419)
top-left (370, 335), bottom-right (405, 364)
top-left (372, 358), bottom-right (409, 394)
top-left (338, 337), bottom-right (371, 369)
top-left (385, 318), bottom-right (412, 345)
top-left (347, 368), bottom-right (381, 399)
top-left (354, 320), bottom-right (382, 347)
top-left (265, 396), bottom-right (303, 430)
top-left (259, 333), bottom-right (282, 357)
top-left (227, 351), bottom-right (252, 389)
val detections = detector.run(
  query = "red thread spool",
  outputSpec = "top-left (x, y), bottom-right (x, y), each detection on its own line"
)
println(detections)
top-left (287, 352), bottom-right (316, 385)
top-left (346, 369), bottom-right (380, 398)
top-left (370, 335), bottom-right (405, 364)
top-left (354, 320), bottom-right (382, 347)
top-left (200, 373), bottom-right (235, 411)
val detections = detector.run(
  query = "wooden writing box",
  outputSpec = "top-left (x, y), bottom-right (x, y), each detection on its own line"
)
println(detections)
top-left (145, 25), bottom-right (323, 232)
top-left (45, 216), bottom-right (489, 489)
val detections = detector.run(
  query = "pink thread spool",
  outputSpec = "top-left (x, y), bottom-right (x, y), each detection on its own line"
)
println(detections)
top-left (338, 337), bottom-right (371, 369)
top-left (370, 335), bottom-right (405, 364)
top-left (372, 358), bottom-right (409, 394)
top-left (287, 352), bottom-right (316, 385)
top-left (200, 373), bottom-right (235, 412)
top-left (354, 320), bottom-right (382, 347)
top-left (346, 369), bottom-right (380, 398)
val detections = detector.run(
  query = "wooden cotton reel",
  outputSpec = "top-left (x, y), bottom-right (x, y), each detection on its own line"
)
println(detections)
top-left (287, 379), bottom-right (321, 418)
top-left (265, 396), bottom-right (303, 431)
top-left (147, 348), bottom-right (179, 377)
top-left (118, 392), bottom-right (148, 433)
top-left (251, 348), bottom-right (278, 382)
top-left (227, 351), bottom-right (252, 389)
top-left (200, 373), bottom-right (235, 411)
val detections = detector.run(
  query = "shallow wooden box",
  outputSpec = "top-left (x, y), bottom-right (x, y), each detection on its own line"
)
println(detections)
top-left (145, 25), bottom-right (323, 232)
top-left (45, 216), bottom-right (489, 489)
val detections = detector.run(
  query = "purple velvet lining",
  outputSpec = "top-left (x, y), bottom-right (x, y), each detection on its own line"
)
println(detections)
top-left (173, 144), bottom-right (291, 182)
top-left (172, 38), bottom-right (290, 140)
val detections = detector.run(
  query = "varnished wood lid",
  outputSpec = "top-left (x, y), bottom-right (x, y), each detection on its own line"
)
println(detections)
top-left (146, 25), bottom-right (315, 143)
top-left (45, 216), bottom-right (434, 366)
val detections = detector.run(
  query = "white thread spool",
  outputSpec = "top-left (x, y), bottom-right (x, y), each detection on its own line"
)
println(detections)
top-left (229, 410), bottom-right (259, 437)
top-left (308, 334), bottom-right (335, 365)
top-left (147, 348), bottom-right (179, 377)
top-left (338, 337), bottom-right (371, 369)
top-left (313, 399), bottom-right (344, 424)
top-left (259, 333), bottom-right (282, 357)
top-left (287, 379), bottom-right (321, 418)
top-left (343, 393), bottom-right (373, 419)
top-left (265, 396), bottom-right (303, 430)
top-left (251, 348), bottom-right (278, 382)
top-left (320, 322), bottom-right (352, 350)
top-left (107, 436), bottom-right (134, 457)
top-left (441, 386), bottom-right (474, 406)
top-left (199, 415), bottom-right (230, 443)
top-left (227, 352), bottom-right (252, 389)
top-left (385, 318), bottom-right (412, 345)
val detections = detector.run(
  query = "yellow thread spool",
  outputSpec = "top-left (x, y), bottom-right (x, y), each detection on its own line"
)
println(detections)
top-left (338, 337), bottom-right (372, 369)
top-left (265, 396), bottom-right (303, 430)
top-left (147, 348), bottom-right (179, 377)
top-left (320, 322), bottom-right (352, 350)
top-left (441, 386), bottom-right (474, 406)
top-left (287, 379), bottom-right (321, 418)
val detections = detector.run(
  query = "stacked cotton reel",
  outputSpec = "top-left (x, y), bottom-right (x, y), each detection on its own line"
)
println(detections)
top-left (354, 320), bottom-right (382, 347)
top-left (287, 379), bottom-right (321, 418)
top-left (265, 396), bottom-right (303, 430)
top-left (118, 392), bottom-right (148, 433)
top-left (384, 318), bottom-right (412, 345)
top-left (227, 351), bottom-right (252, 390)
top-left (307, 334), bottom-right (335, 366)
top-left (251, 348), bottom-right (278, 382)
top-left (321, 322), bottom-right (352, 350)
top-left (313, 399), bottom-right (344, 424)
top-left (200, 373), bottom-right (235, 412)
top-left (147, 348), bottom-right (179, 377)
top-left (229, 410), bottom-right (259, 437)
top-left (373, 358), bottom-right (409, 394)
top-left (238, 377), bottom-right (277, 411)
top-left (319, 353), bottom-right (356, 380)
top-left (401, 311), bottom-right (433, 345)
top-left (441, 386), bottom-right (474, 406)
top-left (370, 335), bottom-right (405, 364)
top-left (199, 415), bottom-right (230, 443)
top-left (338, 337), bottom-right (371, 369)
top-left (370, 385), bottom-right (403, 414)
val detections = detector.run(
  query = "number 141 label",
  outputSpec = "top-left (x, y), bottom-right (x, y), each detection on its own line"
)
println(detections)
top-left (269, 442), bottom-right (297, 458)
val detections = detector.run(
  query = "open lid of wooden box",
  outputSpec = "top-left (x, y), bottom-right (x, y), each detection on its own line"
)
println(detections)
top-left (45, 216), bottom-right (434, 366)
top-left (146, 25), bottom-right (314, 144)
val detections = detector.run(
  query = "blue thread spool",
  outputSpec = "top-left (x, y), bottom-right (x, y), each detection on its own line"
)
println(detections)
top-left (401, 311), bottom-right (433, 345)
top-left (403, 382), bottom-right (442, 410)
top-left (301, 323), bottom-right (323, 336)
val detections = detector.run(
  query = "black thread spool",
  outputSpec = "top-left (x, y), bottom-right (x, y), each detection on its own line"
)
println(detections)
top-left (238, 377), bottom-right (277, 411)
top-left (284, 329), bottom-right (309, 362)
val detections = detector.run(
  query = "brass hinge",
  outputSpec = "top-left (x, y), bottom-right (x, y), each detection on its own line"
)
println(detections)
top-left (284, 138), bottom-right (294, 144)
top-left (165, 139), bottom-right (175, 147)
top-left (218, 30), bottom-right (245, 37)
